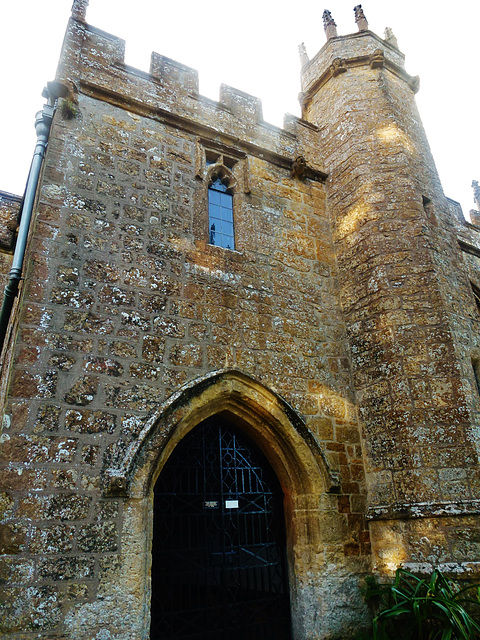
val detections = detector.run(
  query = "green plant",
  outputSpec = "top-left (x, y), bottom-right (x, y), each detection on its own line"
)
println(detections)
top-left (60, 99), bottom-right (78, 120)
top-left (361, 568), bottom-right (480, 640)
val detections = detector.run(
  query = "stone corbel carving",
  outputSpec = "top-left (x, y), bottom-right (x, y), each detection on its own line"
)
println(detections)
top-left (6, 217), bottom-right (19, 233)
top-left (291, 156), bottom-right (307, 180)
top-left (104, 471), bottom-right (128, 497)
top-left (408, 75), bottom-right (420, 93)
top-left (298, 91), bottom-right (307, 111)
top-left (331, 57), bottom-right (347, 77)
top-left (369, 49), bottom-right (385, 69)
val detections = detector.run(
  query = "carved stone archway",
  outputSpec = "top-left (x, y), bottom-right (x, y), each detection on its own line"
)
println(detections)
top-left (101, 370), bottom-right (340, 639)
top-left (103, 369), bottom-right (337, 499)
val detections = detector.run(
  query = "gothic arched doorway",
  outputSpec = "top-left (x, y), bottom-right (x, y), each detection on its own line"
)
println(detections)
top-left (150, 415), bottom-right (292, 640)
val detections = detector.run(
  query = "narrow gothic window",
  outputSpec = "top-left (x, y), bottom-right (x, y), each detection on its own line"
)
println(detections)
top-left (208, 178), bottom-right (235, 250)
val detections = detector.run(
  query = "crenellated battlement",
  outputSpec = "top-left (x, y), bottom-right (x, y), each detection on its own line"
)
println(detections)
top-left (56, 13), bottom-right (326, 176)
top-left (149, 53), bottom-right (199, 96)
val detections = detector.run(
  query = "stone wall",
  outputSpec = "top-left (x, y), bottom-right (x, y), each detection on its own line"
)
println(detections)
top-left (0, 192), bottom-right (21, 311)
top-left (1, 7), bottom-right (480, 640)
top-left (0, 15), bottom-right (370, 640)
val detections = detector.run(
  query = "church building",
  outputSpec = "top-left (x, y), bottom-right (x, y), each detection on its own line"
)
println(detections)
top-left (1, 2), bottom-right (480, 638)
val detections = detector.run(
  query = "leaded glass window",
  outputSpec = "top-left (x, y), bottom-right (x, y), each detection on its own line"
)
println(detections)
top-left (208, 178), bottom-right (235, 250)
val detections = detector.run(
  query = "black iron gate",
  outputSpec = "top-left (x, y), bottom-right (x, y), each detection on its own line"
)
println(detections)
top-left (150, 417), bottom-right (292, 640)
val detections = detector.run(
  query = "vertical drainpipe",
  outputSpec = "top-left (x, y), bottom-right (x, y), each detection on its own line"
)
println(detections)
top-left (0, 103), bottom-right (55, 353)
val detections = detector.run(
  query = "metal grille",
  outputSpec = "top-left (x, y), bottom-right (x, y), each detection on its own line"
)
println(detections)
top-left (150, 417), bottom-right (292, 640)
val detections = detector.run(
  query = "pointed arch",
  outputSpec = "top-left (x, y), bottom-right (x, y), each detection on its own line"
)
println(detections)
top-left (103, 368), bottom-right (338, 500)
top-left (150, 416), bottom-right (293, 638)
top-left (100, 370), bottom-right (345, 640)
top-left (206, 162), bottom-right (236, 190)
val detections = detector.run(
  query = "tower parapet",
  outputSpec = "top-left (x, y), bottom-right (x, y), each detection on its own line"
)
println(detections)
top-left (300, 27), bottom-right (409, 112)
top-left (55, 13), bottom-right (322, 161)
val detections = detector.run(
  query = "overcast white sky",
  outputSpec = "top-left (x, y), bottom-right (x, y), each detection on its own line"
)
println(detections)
top-left (1, 1), bottom-right (478, 218)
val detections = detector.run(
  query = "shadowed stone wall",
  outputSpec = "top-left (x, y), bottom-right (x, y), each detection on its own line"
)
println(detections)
top-left (0, 6), bottom-right (479, 640)
top-left (0, 192), bottom-right (21, 310)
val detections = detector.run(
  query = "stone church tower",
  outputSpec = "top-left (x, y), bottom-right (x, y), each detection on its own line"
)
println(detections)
top-left (1, 2), bottom-right (480, 638)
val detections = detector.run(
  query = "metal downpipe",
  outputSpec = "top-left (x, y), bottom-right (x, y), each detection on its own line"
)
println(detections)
top-left (0, 104), bottom-right (54, 354)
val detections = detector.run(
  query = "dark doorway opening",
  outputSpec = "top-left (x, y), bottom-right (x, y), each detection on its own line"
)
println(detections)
top-left (150, 416), bottom-right (292, 640)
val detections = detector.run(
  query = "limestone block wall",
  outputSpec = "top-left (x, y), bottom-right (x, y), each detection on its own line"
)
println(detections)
top-left (452, 212), bottom-right (480, 452)
top-left (301, 30), bottom-right (480, 573)
top-left (0, 192), bottom-right (21, 310)
top-left (0, 15), bottom-right (370, 640)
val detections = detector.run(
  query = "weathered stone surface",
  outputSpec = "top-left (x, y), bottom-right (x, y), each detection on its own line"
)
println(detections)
top-left (38, 556), bottom-right (95, 580)
top-left (129, 362), bottom-right (159, 380)
top-left (80, 445), bottom-right (100, 466)
top-left (65, 409), bottom-right (116, 433)
top-left (105, 383), bottom-right (159, 411)
top-left (142, 335), bottom-right (165, 363)
top-left (52, 469), bottom-right (78, 489)
top-left (34, 404), bottom-right (61, 432)
top-left (84, 259), bottom-right (120, 283)
top-left (0, 557), bottom-right (34, 584)
top-left (50, 288), bottom-right (95, 308)
top-left (46, 494), bottom-right (91, 521)
top-left (57, 266), bottom-right (79, 285)
top-left (0, 523), bottom-right (27, 554)
top-left (77, 522), bottom-right (118, 552)
top-left (110, 340), bottom-right (137, 358)
top-left (0, 585), bottom-right (62, 632)
top-left (48, 354), bottom-right (76, 370)
top-left (10, 371), bottom-right (57, 398)
top-left (99, 285), bottom-right (135, 307)
top-left (83, 357), bottom-right (123, 377)
top-left (63, 311), bottom-right (114, 335)
top-left (0, 10), bottom-right (478, 640)
top-left (30, 524), bottom-right (76, 554)
top-left (64, 376), bottom-right (99, 406)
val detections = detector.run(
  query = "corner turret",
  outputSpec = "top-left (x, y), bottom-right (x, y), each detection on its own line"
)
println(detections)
top-left (300, 7), bottom-right (480, 575)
